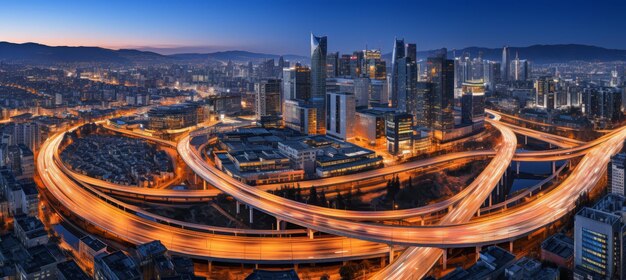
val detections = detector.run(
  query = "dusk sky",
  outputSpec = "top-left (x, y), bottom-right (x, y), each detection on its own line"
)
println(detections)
top-left (2, 0), bottom-right (625, 55)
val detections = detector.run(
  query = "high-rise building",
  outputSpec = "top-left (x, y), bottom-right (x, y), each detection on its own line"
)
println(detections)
top-left (254, 79), bottom-right (281, 120)
top-left (608, 153), bottom-right (626, 196)
top-left (310, 33), bottom-right (327, 134)
top-left (386, 112), bottom-right (413, 155)
top-left (282, 66), bottom-right (311, 102)
top-left (390, 38), bottom-right (406, 107)
top-left (405, 43), bottom-right (417, 63)
top-left (573, 194), bottom-right (625, 280)
top-left (396, 57), bottom-right (417, 113)
top-left (535, 76), bottom-right (557, 108)
top-left (11, 122), bottom-right (41, 153)
top-left (426, 49), bottom-right (455, 139)
top-left (410, 82), bottom-right (432, 127)
top-left (326, 92), bottom-right (356, 140)
top-left (283, 100), bottom-right (317, 135)
top-left (461, 81), bottom-right (486, 126)
top-left (349, 51), bottom-right (363, 78)
top-left (582, 87), bottom-right (622, 122)
top-left (512, 52), bottom-right (529, 81)
top-left (338, 54), bottom-right (351, 77)
top-left (326, 52), bottom-right (338, 78)
top-left (501, 46), bottom-right (511, 82)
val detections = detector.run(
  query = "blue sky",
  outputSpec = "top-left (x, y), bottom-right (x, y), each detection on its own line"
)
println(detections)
top-left (1, 0), bottom-right (624, 55)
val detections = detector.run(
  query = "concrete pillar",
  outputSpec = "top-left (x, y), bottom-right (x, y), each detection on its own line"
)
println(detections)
top-left (294, 263), bottom-right (299, 270)
top-left (524, 135), bottom-right (528, 145)
top-left (380, 257), bottom-right (386, 267)
top-left (276, 218), bottom-right (282, 231)
top-left (509, 241), bottom-right (514, 253)
top-left (203, 180), bottom-right (206, 190)
top-left (552, 161), bottom-right (556, 174)
top-left (194, 174), bottom-right (198, 184)
top-left (307, 228), bottom-right (314, 239)
top-left (389, 245), bottom-right (395, 263)
top-left (420, 215), bottom-right (425, 226)
top-left (475, 246), bottom-right (481, 262)
top-left (442, 249), bottom-right (447, 270)
top-left (208, 261), bottom-right (212, 276)
top-left (249, 207), bottom-right (254, 224)
top-left (516, 162), bottom-right (520, 175)
top-left (236, 201), bottom-right (240, 214)
top-left (489, 194), bottom-right (493, 207)
top-left (549, 143), bottom-right (552, 149)
top-left (477, 209), bottom-right (481, 217)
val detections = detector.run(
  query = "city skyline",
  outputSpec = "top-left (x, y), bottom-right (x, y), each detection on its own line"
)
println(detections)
top-left (2, 0), bottom-right (626, 55)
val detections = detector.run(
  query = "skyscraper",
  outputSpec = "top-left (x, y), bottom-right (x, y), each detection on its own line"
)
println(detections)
top-left (390, 38), bottom-right (406, 107)
top-left (405, 43), bottom-right (417, 63)
top-left (326, 92), bottom-right (356, 140)
top-left (396, 57), bottom-right (417, 113)
top-left (310, 33), bottom-right (327, 134)
top-left (427, 49), bottom-right (455, 138)
top-left (501, 46), bottom-right (511, 82)
top-left (326, 52), bottom-right (338, 78)
top-left (254, 79), bottom-right (281, 120)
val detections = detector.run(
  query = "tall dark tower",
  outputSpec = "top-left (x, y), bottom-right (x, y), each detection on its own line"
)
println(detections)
top-left (501, 46), bottom-right (510, 82)
top-left (310, 33), bottom-right (327, 134)
top-left (427, 48), bottom-right (455, 138)
top-left (405, 43), bottom-right (417, 63)
top-left (390, 37), bottom-right (406, 107)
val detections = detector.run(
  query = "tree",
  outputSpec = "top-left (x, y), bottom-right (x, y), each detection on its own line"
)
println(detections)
top-left (319, 190), bottom-right (327, 207)
top-left (308, 186), bottom-right (318, 205)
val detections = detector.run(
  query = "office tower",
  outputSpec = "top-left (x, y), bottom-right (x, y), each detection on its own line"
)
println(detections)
top-left (396, 57), bottom-right (417, 113)
top-left (512, 52), bottom-right (529, 81)
top-left (410, 82), bottom-right (432, 127)
top-left (369, 79), bottom-right (389, 107)
top-left (326, 92), bottom-right (356, 140)
top-left (310, 33), bottom-right (327, 134)
top-left (338, 54), bottom-right (351, 77)
top-left (386, 112), bottom-right (413, 155)
top-left (254, 79), bottom-right (281, 120)
top-left (608, 153), bottom-right (626, 196)
top-left (390, 38), bottom-right (406, 107)
top-left (326, 52), bottom-right (338, 78)
top-left (349, 51), bottom-right (363, 78)
top-left (461, 81), bottom-right (486, 126)
top-left (574, 195), bottom-right (625, 279)
top-left (426, 49), bottom-right (455, 139)
top-left (354, 78), bottom-right (371, 108)
top-left (11, 122), bottom-right (41, 153)
top-left (406, 43), bottom-right (416, 63)
top-left (483, 61), bottom-right (500, 89)
top-left (501, 46), bottom-right (511, 82)
top-left (583, 87), bottom-right (622, 121)
top-left (282, 66), bottom-right (311, 103)
top-left (283, 100), bottom-right (317, 135)
top-left (535, 76), bottom-right (557, 108)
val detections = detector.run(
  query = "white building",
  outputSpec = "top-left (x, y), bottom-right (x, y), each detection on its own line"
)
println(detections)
top-left (326, 92), bottom-right (355, 141)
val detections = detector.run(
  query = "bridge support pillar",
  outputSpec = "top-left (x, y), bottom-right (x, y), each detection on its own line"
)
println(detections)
top-left (442, 249), bottom-right (447, 270)
top-left (249, 207), bottom-right (254, 224)
top-left (307, 228), bottom-right (314, 239)
top-left (447, 205), bottom-right (453, 213)
top-left (236, 201), bottom-right (240, 214)
top-left (489, 194), bottom-right (492, 207)
top-left (524, 135), bottom-right (528, 145)
top-left (203, 180), bottom-right (206, 190)
top-left (389, 245), bottom-right (395, 263)
top-left (552, 161), bottom-right (556, 174)
top-left (509, 241), bottom-right (514, 253)
top-left (276, 218), bottom-right (282, 231)
top-left (208, 261), bottom-right (212, 276)
top-left (477, 209), bottom-right (481, 217)
top-left (420, 215), bottom-right (425, 226)
top-left (516, 161), bottom-right (520, 175)
top-left (475, 246), bottom-right (481, 262)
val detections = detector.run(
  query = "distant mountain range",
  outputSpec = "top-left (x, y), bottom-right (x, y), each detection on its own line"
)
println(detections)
top-left (0, 42), bottom-right (308, 65)
top-left (2, 41), bottom-right (626, 65)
